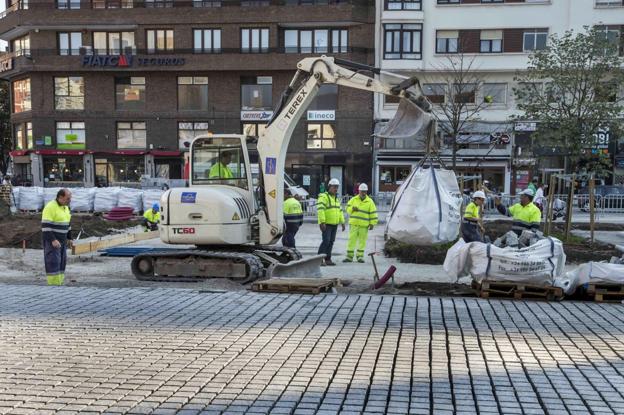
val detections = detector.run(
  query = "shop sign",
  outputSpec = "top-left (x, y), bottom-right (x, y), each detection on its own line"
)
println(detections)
top-left (592, 128), bottom-right (610, 150)
top-left (81, 54), bottom-right (185, 68)
top-left (513, 158), bottom-right (536, 166)
top-left (307, 110), bottom-right (335, 121)
top-left (303, 175), bottom-right (311, 186)
top-left (490, 132), bottom-right (511, 144)
top-left (240, 111), bottom-right (273, 121)
top-left (57, 133), bottom-right (86, 150)
top-left (514, 122), bottom-right (537, 132)
top-left (44, 136), bottom-right (52, 146)
top-left (0, 56), bottom-right (13, 73)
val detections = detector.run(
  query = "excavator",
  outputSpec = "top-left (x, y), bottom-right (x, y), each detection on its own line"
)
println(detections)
top-left (131, 56), bottom-right (435, 283)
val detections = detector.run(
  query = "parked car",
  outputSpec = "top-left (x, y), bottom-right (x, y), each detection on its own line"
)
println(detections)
top-left (577, 185), bottom-right (624, 211)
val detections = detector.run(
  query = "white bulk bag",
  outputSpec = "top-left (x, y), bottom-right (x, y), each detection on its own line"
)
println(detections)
top-left (43, 187), bottom-right (61, 204)
top-left (18, 187), bottom-right (44, 211)
top-left (142, 189), bottom-right (164, 212)
top-left (70, 188), bottom-right (95, 212)
top-left (94, 187), bottom-right (120, 213)
top-left (11, 187), bottom-right (19, 208)
top-left (443, 239), bottom-right (471, 279)
top-left (467, 237), bottom-right (566, 286)
top-left (117, 187), bottom-right (143, 213)
top-left (386, 166), bottom-right (462, 245)
top-left (555, 262), bottom-right (624, 296)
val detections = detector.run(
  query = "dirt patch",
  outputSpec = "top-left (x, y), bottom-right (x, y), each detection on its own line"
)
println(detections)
top-left (0, 214), bottom-right (140, 249)
top-left (384, 239), bottom-right (455, 264)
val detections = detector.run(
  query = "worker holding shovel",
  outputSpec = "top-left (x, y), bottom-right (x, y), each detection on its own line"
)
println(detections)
top-left (462, 190), bottom-right (486, 243)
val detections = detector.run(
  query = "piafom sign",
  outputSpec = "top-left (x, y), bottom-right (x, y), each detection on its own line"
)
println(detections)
top-left (307, 110), bottom-right (335, 121)
top-left (240, 111), bottom-right (273, 121)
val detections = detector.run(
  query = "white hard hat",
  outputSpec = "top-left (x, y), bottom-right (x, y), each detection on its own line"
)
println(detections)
top-left (328, 178), bottom-right (340, 186)
top-left (473, 190), bottom-right (486, 199)
top-left (358, 183), bottom-right (369, 192)
top-left (520, 188), bottom-right (535, 197)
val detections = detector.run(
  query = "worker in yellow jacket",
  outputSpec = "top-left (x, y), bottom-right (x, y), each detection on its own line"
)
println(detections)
top-left (143, 203), bottom-right (161, 231)
top-left (317, 178), bottom-right (345, 266)
top-left (282, 190), bottom-right (303, 248)
top-left (208, 151), bottom-right (234, 179)
top-left (344, 183), bottom-right (378, 263)
top-left (41, 188), bottom-right (73, 286)
top-left (495, 188), bottom-right (542, 236)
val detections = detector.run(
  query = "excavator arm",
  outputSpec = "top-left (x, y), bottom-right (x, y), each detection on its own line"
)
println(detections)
top-left (256, 55), bottom-right (434, 245)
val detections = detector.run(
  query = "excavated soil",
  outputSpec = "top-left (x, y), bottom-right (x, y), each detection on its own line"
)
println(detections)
top-left (0, 213), bottom-right (140, 249)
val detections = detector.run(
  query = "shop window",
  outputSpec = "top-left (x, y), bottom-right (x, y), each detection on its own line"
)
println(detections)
top-left (243, 123), bottom-right (267, 137)
top-left (96, 157), bottom-right (144, 185)
top-left (14, 122), bottom-right (33, 150)
top-left (54, 77), bottom-right (84, 110)
top-left (241, 28), bottom-right (269, 53)
top-left (93, 31), bottom-right (135, 54)
top-left (178, 121), bottom-right (210, 149)
top-left (92, 0), bottom-right (133, 8)
top-left (482, 83), bottom-right (507, 105)
top-left (284, 29), bottom-right (347, 53)
top-left (43, 157), bottom-right (84, 182)
top-left (117, 122), bottom-right (146, 149)
top-left (308, 84), bottom-right (337, 110)
top-left (58, 32), bottom-right (82, 55)
top-left (193, 0), bottom-right (221, 6)
top-left (56, 121), bottom-right (86, 149)
top-left (241, 76), bottom-right (272, 111)
top-left (145, 0), bottom-right (173, 7)
top-left (116, 77), bottom-right (146, 110)
top-left (155, 159), bottom-right (182, 179)
top-left (379, 165), bottom-right (411, 191)
top-left (12, 78), bottom-right (31, 113)
top-left (178, 77), bottom-right (209, 111)
top-left (11, 35), bottom-right (30, 57)
top-left (57, 0), bottom-right (81, 9)
top-left (193, 29), bottom-right (221, 53)
top-left (306, 123), bottom-right (336, 149)
top-left (423, 83), bottom-right (445, 104)
top-left (147, 29), bottom-right (174, 54)
top-left (383, 24), bottom-right (422, 60)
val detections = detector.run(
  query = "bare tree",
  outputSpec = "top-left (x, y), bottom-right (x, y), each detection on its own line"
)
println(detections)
top-left (426, 53), bottom-right (490, 169)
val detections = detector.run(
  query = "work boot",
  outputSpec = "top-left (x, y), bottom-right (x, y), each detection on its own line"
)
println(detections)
top-left (325, 259), bottom-right (336, 266)
top-left (357, 258), bottom-right (365, 263)
top-left (342, 258), bottom-right (352, 263)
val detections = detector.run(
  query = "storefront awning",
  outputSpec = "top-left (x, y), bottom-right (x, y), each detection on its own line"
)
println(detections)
top-left (35, 149), bottom-right (90, 156)
top-left (9, 150), bottom-right (29, 157)
top-left (151, 150), bottom-right (182, 157)
top-left (96, 150), bottom-right (147, 156)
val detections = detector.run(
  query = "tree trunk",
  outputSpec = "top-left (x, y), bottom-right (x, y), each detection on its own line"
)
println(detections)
top-left (452, 138), bottom-right (458, 170)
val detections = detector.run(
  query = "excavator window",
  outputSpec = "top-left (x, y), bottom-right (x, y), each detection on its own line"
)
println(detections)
top-left (191, 137), bottom-right (248, 190)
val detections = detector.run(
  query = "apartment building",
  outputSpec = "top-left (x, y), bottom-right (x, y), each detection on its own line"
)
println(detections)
top-left (374, 0), bottom-right (624, 195)
top-left (2, 0), bottom-right (374, 196)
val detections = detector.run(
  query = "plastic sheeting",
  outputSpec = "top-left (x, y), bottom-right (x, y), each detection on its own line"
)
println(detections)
top-left (555, 262), bottom-right (624, 295)
top-left (94, 187), bottom-right (120, 213)
top-left (71, 188), bottom-right (95, 212)
top-left (117, 188), bottom-right (143, 213)
top-left (444, 237), bottom-right (566, 286)
top-left (18, 187), bottom-right (44, 211)
top-left (386, 166), bottom-right (462, 245)
top-left (142, 189), bottom-right (164, 212)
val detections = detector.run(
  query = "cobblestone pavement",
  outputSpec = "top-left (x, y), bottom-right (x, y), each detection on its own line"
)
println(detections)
top-left (1, 286), bottom-right (624, 414)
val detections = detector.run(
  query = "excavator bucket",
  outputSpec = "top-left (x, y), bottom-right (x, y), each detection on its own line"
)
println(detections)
top-left (375, 98), bottom-right (438, 152)
top-left (267, 254), bottom-right (326, 279)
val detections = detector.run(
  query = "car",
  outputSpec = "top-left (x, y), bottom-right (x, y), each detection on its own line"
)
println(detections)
top-left (577, 185), bottom-right (624, 211)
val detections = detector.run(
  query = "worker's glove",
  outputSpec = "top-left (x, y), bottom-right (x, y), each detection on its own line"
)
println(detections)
top-left (368, 225), bottom-right (374, 231)
top-left (341, 224), bottom-right (346, 232)
top-left (319, 223), bottom-right (326, 232)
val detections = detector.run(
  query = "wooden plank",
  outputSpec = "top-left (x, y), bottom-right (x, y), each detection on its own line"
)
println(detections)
top-left (72, 230), bottom-right (159, 255)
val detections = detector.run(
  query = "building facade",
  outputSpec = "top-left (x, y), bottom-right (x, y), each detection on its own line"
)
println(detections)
top-left (374, 0), bottom-right (624, 195)
top-left (2, 0), bottom-right (374, 197)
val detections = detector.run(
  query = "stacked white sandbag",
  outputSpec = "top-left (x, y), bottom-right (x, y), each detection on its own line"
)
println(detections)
top-left (117, 187), bottom-right (143, 213)
top-left (18, 187), bottom-right (44, 211)
top-left (70, 188), bottom-right (95, 212)
top-left (94, 187), bottom-right (121, 213)
top-left (142, 189), bottom-right (164, 212)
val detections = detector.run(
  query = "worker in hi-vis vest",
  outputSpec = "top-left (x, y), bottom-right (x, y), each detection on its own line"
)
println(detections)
top-left (41, 188), bottom-right (73, 286)
top-left (344, 183), bottom-right (378, 263)
top-left (282, 189), bottom-right (303, 248)
top-left (143, 203), bottom-right (161, 231)
top-left (317, 178), bottom-right (345, 266)
top-left (495, 188), bottom-right (542, 236)
top-left (209, 151), bottom-right (234, 179)
top-left (462, 190), bottom-right (486, 243)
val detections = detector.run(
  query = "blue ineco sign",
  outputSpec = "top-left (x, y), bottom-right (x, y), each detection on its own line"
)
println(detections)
top-left (181, 192), bottom-right (197, 203)
top-left (81, 55), bottom-right (185, 68)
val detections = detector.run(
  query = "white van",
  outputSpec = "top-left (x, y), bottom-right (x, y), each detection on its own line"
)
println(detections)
top-left (250, 164), bottom-right (309, 200)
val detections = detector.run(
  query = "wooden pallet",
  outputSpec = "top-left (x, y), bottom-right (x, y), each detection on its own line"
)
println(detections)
top-left (473, 280), bottom-right (563, 301)
top-left (586, 283), bottom-right (624, 303)
top-left (252, 278), bottom-right (340, 295)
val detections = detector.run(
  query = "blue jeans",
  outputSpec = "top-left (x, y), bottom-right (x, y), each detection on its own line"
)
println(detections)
top-left (317, 224), bottom-right (338, 260)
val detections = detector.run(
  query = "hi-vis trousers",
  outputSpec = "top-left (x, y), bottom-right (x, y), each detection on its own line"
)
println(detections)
top-left (44, 239), bottom-right (66, 286)
top-left (346, 225), bottom-right (369, 260)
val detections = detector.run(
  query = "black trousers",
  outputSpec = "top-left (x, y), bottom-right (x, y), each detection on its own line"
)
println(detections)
top-left (282, 223), bottom-right (300, 248)
top-left (461, 221), bottom-right (483, 243)
top-left (317, 224), bottom-right (338, 260)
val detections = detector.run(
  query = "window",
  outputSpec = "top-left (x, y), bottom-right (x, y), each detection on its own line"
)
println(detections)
top-left (596, 25), bottom-right (622, 55)
top-left (241, 0), bottom-right (269, 5)
top-left (383, 24), bottom-right (422, 59)
top-left (146, 29), bottom-right (174, 54)
top-left (191, 137), bottom-right (247, 189)
top-left (193, 0), bottom-right (221, 6)
top-left (384, 95), bottom-right (400, 106)
top-left (178, 77), bottom-right (208, 111)
top-left (12, 78), bottom-right (31, 113)
top-left (58, 32), bottom-right (82, 56)
top-left (96, 157), bottom-right (144, 185)
top-left (194, 29), bottom-right (221, 53)
top-left (306, 123), bottom-right (336, 149)
top-left (11, 35), bottom-right (30, 56)
top-left (482, 83), bottom-right (507, 105)
top-left (116, 77), bottom-right (145, 111)
top-left (385, 0), bottom-right (421, 10)
top-left (243, 123), bottom-right (267, 137)
top-left (56, 122), bottom-right (86, 149)
top-left (14, 122), bottom-right (33, 150)
top-left (423, 84), bottom-right (445, 104)
top-left (241, 76), bottom-right (272, 110)
top-left (241, 28), bottom-right (269, 53)
top-left (284, 29), bottom-right (347, 53)
top-left (43, 157), bottom-right (84, 182)
top-left (145, 0), bottom-right (173, 7)
top-left (437, 0), bottom-right (459, 3)
top-left (523, 29), bottom-right (548, 52)
top-left (480, 0), bottom-right (503, 2)
top-left (595, 82), bottom-right (618, 103)
top-left (54, 77), bottom-right (84, 110)
top-left (56, 0), bottom-right (80, 9)
top-left (93, 32), bottom-right (135, 54)
top-left (117, 122), bottom-right (146, 149)
top-left (453, 83), bottom-right (476, 104)
top-left (516, 82), bottom-right (543, 104)
top-left (436, 30), bottom-right (459, 54)
top-left (480, 30), bottom-right (503, 53)
top-left (178, 122), bottom-right (210, 149)
top-left (309, 84), bottom-right (337, 110)
top-left (92, 0), bottom-right (133, 8)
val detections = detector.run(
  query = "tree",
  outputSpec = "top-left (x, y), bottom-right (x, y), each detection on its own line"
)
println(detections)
top-left (513, 26), bottom-right (624, 179)
top-left (0, 81), bottom-right (11, 176)
top-left (426, 53), bottom-right (490, 169)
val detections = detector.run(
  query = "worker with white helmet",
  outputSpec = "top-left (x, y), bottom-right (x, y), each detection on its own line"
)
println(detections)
top-left (462, 190), bottom-right (486, 243)
top-left (344, 183), bottom-right (378, 263)
top-left (495, 188), bottom-right (542, 236)
top-left (316, 178), bottom-right (345, 266)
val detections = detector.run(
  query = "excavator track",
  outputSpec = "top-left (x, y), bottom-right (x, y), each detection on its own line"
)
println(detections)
top-left (131, 245), bottom-right (303, 284)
